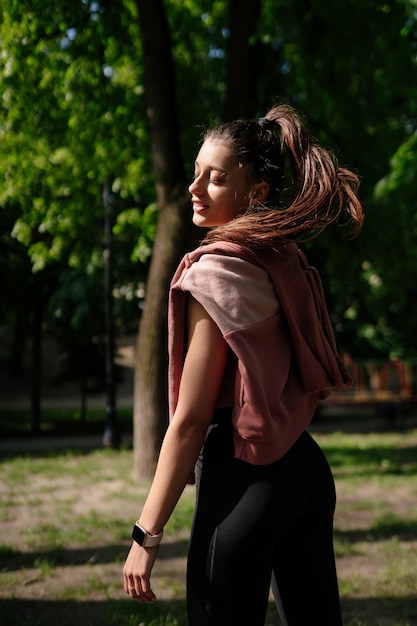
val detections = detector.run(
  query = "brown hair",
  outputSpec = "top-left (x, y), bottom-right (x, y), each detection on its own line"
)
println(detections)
top-left (202, 104), bottom-right (363, 247)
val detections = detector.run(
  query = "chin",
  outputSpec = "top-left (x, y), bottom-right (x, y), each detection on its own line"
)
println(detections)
top-left (192, 214), bottom-right (211, 228)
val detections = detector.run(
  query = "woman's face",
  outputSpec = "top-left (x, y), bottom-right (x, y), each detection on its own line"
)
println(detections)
top-left (188, 139), bottom-right (253, 228)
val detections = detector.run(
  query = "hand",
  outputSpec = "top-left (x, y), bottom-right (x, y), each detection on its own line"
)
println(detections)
top-left (123, 540), bottom-right (159, 602)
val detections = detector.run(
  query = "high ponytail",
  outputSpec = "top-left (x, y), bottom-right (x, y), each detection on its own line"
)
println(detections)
top-left (203, 104), bottom-right (363, 247)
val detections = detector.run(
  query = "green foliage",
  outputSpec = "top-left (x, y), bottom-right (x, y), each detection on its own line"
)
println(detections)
top-left (355, 133), bottom-right (417, 357)
top-left (1, 0), bottom-right (417, 392)
top-left (257, 0), bottom-right (417, 357)
top-left (0, 0), bottom-right (152, 271)
top-left (0, 0), bottom-right (155, 389)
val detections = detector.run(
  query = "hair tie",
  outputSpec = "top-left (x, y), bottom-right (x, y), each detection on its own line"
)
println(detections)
top-left (258, 117), bottom-right (277, 131)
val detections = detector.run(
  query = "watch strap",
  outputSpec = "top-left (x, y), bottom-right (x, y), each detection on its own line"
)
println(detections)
top-left (132, 522), bottom-right (163, 548)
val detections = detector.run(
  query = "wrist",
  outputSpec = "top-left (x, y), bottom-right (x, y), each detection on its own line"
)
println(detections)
top-left (132, 521), bottom-right (163, 548)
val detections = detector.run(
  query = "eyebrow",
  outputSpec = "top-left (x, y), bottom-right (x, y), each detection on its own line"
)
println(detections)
top-left (194, 162), bottom-right (228, 174)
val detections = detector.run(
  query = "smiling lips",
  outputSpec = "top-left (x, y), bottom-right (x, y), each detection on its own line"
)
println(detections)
top-left (192, 200), bottom-right (209, 213)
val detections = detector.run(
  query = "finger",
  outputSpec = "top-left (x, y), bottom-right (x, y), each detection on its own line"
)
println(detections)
top-left (126, 578), bottom-right (136, 595)
top-left (126, 578), bottom-right (155, 603)
top-left (132, 590), bottom-right (155, 603)
top-left (124, 574), bottom-right (133, 593)
top-left (135, 580), bottom-right (156, 603)
top-left (140, 580), bottom-right (156, 603)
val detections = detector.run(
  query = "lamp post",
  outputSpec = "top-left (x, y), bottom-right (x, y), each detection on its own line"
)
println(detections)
top-left (102, 179), bottom-right (121, 449)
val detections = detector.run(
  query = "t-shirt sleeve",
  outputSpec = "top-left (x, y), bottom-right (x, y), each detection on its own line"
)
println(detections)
top-left (180, 254), bottom-right (279, 336)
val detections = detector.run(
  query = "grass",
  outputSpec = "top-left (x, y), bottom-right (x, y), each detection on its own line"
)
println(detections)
top-left (314, 428), bottom-right (417, 626)
top-left (1, 417), bottom-right (417, 625)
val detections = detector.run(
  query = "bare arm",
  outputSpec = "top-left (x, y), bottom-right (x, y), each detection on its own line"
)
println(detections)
top-left (123, 295), bottom-right (228, 601)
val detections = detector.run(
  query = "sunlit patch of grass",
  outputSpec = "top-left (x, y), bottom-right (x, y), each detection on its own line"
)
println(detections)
top-left (1, 452), bottom-right (76, 481)
top-left (0, 491), bottom-right (21, 516)
top-left (157, 576), bottom-right (186, 600)
top-left (383, 537), bottom-right (417, 594)
top-left (84, 572), bottom-right (109, 594)
top-left (334, 536), bottom-right (363, 557)
top-left (27, 496), bottom-right (44, 507)
top-left (72, 510), bottom-right (136, 545)
top-left (349, 498), bottom-right (386, 512)
top-left (26, 523), bottom-right (66, 551)
top-left (0, 447), bottom-right (135, 485)
top-left (315, 430), bottom-right (417, 478)
top-left (339, 574), bottom-right (368, 596)
top-left (0, 570), bottom-right (20, 592)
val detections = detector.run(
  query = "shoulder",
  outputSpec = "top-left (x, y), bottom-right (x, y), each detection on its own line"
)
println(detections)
top-left (181, 253), bottom-right (279, 335)
top-left (188, 252), bottom-right (267, 284)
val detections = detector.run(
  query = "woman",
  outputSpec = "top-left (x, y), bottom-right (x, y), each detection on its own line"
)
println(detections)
top-left (123, 104), bottom-right (363, 625)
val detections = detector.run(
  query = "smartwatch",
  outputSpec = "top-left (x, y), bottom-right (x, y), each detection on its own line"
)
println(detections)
top-left (132, 522), bottom-right (163, 548)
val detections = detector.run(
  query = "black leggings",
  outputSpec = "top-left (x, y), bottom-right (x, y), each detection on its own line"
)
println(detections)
top-left (186, 410), bottom-right (342, 626)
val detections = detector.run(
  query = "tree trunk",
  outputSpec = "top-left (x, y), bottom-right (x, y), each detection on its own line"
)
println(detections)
top-left (133, 0), bottom-right (192, 481)
top-left (224, 0), bottom-right (262, 120)
top-left (132, 0), bottom-right (262, 481)
top-left (133, 195), bottom-right (191, 480)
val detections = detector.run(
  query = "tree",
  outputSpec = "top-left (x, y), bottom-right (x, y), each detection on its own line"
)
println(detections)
top-left (355, 133), bottom-right (417, 358)
top-left (1, 0), bottom-right (416, 450)
top-left (132, 0), bottom-right (192, 479)
top-left (257, 0), bottom-right (417, 357)
top-left (0, 0), bottom-right (154, 428)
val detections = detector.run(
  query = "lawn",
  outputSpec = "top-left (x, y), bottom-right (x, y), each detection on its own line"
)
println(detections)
top-left (0, 416), bottom-right (417, 626)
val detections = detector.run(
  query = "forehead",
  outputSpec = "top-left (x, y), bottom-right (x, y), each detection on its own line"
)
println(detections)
top-left (195, 139), bottom-right (236, 170)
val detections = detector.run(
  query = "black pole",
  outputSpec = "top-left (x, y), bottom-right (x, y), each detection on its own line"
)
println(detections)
top-left (102, 179), bottom-right (121, 449)
top-left (30, 272), bottom-right (43, 435)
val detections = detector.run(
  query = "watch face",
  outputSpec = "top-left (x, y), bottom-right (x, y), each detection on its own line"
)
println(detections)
top-left (132, 523), bottom-right (146, 546)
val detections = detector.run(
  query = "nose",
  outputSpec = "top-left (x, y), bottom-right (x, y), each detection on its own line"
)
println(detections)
top-left (188, 175), bottom-right (204, 196)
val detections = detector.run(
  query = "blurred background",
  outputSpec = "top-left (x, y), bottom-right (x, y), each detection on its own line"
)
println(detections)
top-left (1, 0), bottom-right (416, 452)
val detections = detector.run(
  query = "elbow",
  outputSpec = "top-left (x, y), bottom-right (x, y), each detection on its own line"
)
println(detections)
top-left (170, 409), bottom-right (212, 441)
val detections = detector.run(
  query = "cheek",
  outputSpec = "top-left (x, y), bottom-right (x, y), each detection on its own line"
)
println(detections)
top-left (212, 186), bottom-right (249, 220)
top-left (232, 188), bottom-right (250, 212)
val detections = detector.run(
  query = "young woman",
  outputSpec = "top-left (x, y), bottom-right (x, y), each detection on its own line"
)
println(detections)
top-left (123, 104), bottom-right (364, 625)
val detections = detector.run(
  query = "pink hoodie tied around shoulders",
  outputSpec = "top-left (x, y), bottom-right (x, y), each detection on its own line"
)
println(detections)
top-left (168, 241), bottom-right (351, 466)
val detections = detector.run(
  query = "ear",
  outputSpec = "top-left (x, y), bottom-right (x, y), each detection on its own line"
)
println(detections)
top-left (249, 181), bottom-right (270, 206)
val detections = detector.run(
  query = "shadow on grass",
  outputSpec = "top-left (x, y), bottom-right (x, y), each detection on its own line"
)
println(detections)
top-left (0, 597), bottom-right (188, 626)
top-left (335, 516), bottom-right (417, 543)
top-left (0, 540), bottom-right (190, 573)
top-left (1, 595), bottom-right (416, 626)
